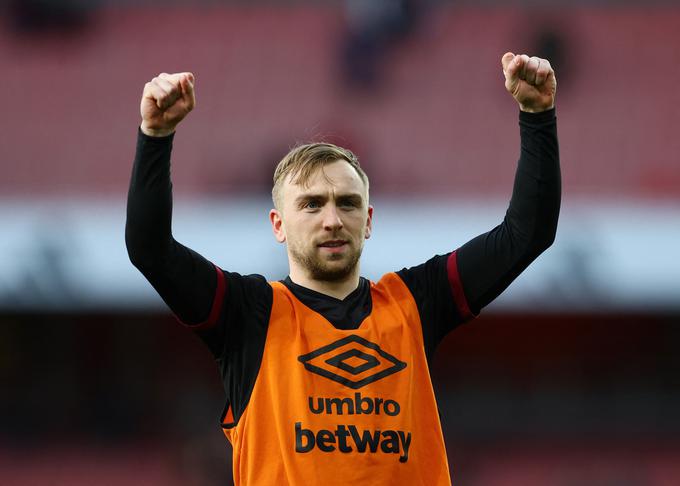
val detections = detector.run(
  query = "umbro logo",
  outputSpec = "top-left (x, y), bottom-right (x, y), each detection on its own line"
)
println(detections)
top-left (298, 335), bottom-right (406, 389)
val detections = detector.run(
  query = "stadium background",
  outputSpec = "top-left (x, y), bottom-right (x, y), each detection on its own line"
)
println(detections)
top-left (1, 0), bottom-right (679, 484)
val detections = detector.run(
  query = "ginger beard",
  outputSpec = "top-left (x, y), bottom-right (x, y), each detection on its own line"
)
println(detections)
top-left (288, 233), bottom-right (364, 282)
top-left (273, 159), bottom-right (372, 284)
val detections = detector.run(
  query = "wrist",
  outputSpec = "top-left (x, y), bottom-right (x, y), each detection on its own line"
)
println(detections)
top-left (519, 102), bottom-right (555, 113)
top-left (140, 121), bottom-right (176, 138)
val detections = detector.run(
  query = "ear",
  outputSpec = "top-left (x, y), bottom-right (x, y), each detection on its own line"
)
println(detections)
top-left (365, 205), bottom-right (374, 240)
top-left (270, 208), bottom-right (286, 243)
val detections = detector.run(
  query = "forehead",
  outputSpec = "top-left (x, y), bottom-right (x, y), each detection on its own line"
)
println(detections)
top-left (283, 159), bottom-right (367, 199)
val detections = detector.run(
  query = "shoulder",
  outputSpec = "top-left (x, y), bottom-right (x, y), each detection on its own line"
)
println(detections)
top-left (373, 271), bottom-right (411, 293)
top-left (394, 253), bottom-right (451, 294)
top-left (210, 268), bottom-right (273, 319)
top-left (371, 272), bottom-right (419, 311)
top-left (219, 268), bottom-right (271, 294)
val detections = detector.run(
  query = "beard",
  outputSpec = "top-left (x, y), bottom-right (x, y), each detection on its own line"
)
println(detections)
top-left (289, 241), bottom-right (363, 282)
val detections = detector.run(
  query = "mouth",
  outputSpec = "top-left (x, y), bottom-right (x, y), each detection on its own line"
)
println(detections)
top-left (317, 240), bottom-right (349, 252)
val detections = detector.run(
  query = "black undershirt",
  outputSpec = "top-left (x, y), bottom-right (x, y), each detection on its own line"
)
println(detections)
top-left (282, 276), bottom-right (373, 330)
top-left (125, 108), bottom-right (560, 425)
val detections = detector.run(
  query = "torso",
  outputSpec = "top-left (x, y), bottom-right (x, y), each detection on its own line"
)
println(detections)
top-left (223, 273), bottom-right (452, 486)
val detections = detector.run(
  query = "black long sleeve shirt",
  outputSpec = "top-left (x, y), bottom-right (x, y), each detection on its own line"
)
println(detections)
top-left (125, 108), bottom-right (560, 423)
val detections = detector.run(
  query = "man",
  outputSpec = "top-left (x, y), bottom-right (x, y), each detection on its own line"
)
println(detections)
top-left (126, 52), bottom-right (560, 485)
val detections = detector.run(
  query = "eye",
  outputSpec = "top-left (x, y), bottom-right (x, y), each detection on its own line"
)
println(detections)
top-left (304, 199), bottom-right (321, 210)
top-left (338, 198), bottom-right (360, 210)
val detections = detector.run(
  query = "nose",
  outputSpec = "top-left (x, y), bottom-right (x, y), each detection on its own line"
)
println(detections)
top-left (322, 204), bottom-right (343, 231)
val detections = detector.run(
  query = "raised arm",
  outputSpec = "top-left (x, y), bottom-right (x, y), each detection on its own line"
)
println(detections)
top-left (456, 52), bottom-right (560, 314)
top-left (125, 72), bottom-right (223, 325)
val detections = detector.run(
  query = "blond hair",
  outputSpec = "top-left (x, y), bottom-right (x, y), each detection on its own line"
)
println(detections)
top-left (272, 142), bottom-right (369, 209)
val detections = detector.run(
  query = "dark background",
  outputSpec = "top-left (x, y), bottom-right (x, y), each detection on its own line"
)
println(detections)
top-left (3, 312), bottom-right (679, 484)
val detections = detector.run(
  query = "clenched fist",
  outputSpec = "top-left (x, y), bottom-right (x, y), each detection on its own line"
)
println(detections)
top-left (501, 53), bottom-right (556, 113)
top-left (140, 72), bottom-right (196, 137)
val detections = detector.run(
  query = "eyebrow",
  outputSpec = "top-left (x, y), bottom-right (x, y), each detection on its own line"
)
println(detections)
top-left (294, 192), bottom-right (364, 207)
top-left (337, 194), bottom-right (364, 205)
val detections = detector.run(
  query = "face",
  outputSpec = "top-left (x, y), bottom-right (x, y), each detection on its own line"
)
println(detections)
top-left (270, 160), bottom-right (373, 282)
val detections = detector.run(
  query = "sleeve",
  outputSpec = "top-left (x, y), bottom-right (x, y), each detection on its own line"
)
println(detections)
top-left (125, 129), bottom-right (273, 425)
top-left (456, 108), bottom-right (561, 315)
top-left (125, 129), bottom-right (219, 326)
top-left (194, 270), bottom-right (272, 361)
top-left (398, 109), bottom-right (560, 358)
top-left (397, 254), bottom-right (469, 361)
top-left (199, 271), bottom-right (272, 427)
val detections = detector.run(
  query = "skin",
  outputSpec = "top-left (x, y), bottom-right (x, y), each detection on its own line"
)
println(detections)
top-left (139, 52), bottom-right (556, 297)
top-left (269, 161), bottom-right (373, 299)
top-left (140, 72), bottom-right (196, 137)
top-left (501, 52), bottom-right (556, 113)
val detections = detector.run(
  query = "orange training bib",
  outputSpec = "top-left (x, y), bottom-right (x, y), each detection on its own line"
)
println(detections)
top-left (222, 273), bottom-right (452, 486)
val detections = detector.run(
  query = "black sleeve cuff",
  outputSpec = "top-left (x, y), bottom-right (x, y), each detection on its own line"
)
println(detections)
top-left (519, 107), bottom-right (556, 124)
top-left (136, 127), bottom-right (176, 144)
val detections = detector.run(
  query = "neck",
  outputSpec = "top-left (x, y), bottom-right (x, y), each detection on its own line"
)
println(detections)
top-left (288, 268), bottom-right (361, 300)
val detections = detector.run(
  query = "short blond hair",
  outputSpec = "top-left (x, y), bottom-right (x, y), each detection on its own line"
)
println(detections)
top-left (272, 142), bottom-right (369, 209)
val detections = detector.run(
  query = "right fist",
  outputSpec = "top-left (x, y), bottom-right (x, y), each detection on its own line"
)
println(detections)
top-left (140, 72), bottom-right (195, 137)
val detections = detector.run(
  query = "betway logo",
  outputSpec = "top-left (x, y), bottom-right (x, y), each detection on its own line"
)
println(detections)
top-left (298, 335), bottom-right (406, 389)
top-left (295, 423), bottom-right (411, 463)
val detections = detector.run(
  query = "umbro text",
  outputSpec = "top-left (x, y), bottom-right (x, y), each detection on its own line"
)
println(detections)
top-left (308, 393), bottom-right (401, 416)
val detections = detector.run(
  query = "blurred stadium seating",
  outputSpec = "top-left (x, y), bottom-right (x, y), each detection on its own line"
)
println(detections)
top-left (1, 5), bottom-right (678, 197)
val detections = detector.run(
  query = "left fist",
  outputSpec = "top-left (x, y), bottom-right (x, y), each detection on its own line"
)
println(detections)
top-left (501, 52), bottom-right (556, 113)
